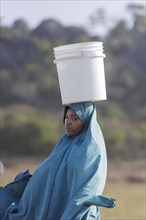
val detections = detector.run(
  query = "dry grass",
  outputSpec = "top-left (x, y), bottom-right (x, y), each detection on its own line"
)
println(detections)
top-left (100, 159), bottom-right (146, 219)
top-left (1, 156), bottom-right (44, 185)
top-left (101, 182), bottom-right (145, 219)
top-left (0, 156), bottom-right (145, 219)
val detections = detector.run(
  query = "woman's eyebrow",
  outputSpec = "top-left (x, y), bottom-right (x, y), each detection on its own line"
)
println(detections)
top-left (71, 114), bottom-right (78, 117)
top-left (66, 113), bottom-right (78, 117)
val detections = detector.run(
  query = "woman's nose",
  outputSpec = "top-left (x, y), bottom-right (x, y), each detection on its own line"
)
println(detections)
top-left (66, 118), bottom-right (71, 125)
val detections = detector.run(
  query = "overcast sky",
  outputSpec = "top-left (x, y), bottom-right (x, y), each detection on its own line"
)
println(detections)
top-left (1, 0), bottom-right (145, 35)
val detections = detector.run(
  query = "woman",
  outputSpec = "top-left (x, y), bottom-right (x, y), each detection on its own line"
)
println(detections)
top-left (3, 101), bottom-right (110, 220)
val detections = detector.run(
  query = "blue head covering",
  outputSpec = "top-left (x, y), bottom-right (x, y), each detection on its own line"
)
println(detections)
top-left (5, 102), bottom-right (107, 220)
top-left (68, 102), bottom-right (94, 129)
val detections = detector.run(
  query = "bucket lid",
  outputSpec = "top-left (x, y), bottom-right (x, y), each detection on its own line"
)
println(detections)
top-left (54, 41), bottom-right (103, 52)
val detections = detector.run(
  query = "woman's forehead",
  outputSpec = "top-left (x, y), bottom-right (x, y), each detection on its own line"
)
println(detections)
top-left (66, 108), bottom-right (77, 116)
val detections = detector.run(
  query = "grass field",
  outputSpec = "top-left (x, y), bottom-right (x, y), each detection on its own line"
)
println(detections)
top-left (1, 156), bottom-right (145, 220)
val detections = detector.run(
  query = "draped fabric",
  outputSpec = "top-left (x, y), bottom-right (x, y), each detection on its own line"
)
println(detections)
top-left (4, 102), bottom-right (107, 220)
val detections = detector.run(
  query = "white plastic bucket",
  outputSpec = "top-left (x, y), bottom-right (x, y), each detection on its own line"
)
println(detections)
top-left (54, 42), bottom-right (107, 105)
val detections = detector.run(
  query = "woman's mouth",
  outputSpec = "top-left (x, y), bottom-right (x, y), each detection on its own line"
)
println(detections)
top-left (65, 126), bottom-right (71, 131)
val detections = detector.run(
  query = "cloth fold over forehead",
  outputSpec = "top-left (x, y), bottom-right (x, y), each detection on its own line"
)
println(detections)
top-left (64, 102), bottom-right (94, 124)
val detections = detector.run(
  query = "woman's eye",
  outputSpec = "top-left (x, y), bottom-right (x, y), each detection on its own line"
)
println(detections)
top-left (65, 115), bottom-right (78, 121)
top-left (72, 117), bottom-right (78, 121)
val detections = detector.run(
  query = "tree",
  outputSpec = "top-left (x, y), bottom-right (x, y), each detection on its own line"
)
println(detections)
top-left (127, 3), bottom-right (146, 32)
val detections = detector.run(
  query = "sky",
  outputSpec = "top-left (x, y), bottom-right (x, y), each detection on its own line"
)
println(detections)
top-left (1, 0), bottom-right (145, 35)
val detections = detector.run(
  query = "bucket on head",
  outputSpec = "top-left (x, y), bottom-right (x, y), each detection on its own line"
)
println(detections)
top-left (53, 42), bottom-right (107, 105)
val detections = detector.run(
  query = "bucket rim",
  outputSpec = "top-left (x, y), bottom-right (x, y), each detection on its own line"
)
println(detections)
top-left (53, 41), bottom-right (103, 52)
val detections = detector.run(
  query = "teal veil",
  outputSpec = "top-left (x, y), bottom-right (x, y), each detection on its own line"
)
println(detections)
top-left (5, 102), bottom-right (107, 220)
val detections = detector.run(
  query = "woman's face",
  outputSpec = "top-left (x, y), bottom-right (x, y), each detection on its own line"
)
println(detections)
top-left (64, 108), bottom-right (83, 137)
